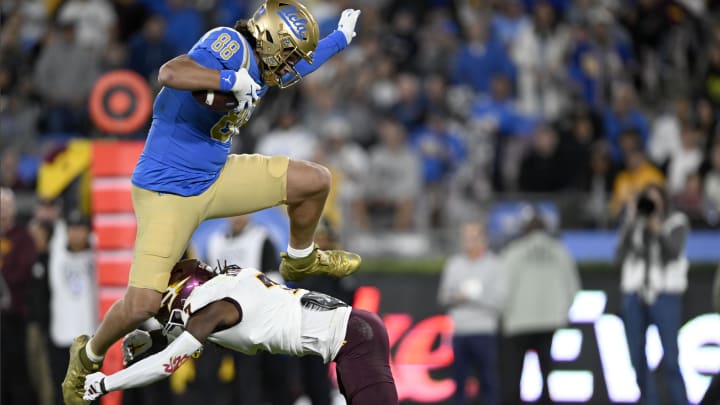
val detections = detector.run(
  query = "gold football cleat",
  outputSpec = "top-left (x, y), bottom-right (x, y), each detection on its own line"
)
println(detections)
top-left (280, 245), bottom-right (361, 281)
top-left (62, 335), bottom-right (102, 405)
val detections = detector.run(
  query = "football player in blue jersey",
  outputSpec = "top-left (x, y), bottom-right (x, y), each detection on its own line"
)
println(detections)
top-left (61, 1), bottom-right (362, 403)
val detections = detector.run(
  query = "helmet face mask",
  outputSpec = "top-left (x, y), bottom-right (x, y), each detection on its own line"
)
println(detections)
top-left (248, 0), bottom-right (319, 88)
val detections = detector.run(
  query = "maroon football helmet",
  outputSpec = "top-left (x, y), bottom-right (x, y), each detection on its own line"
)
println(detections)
top-left (155, 259), bottom-right (216, 325)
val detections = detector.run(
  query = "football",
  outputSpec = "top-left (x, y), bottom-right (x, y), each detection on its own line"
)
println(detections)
top-left (192, 90), bottom-right (238, 112)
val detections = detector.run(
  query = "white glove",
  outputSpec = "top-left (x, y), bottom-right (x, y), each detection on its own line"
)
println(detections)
top-left (122, 329), bottom-right (153, 366)
top-left (337, 9), bottom-right (361, 45)
top-left (232, 68), bottom-right (261, 110)
top-left (83, 372), bottom-right (108, 401)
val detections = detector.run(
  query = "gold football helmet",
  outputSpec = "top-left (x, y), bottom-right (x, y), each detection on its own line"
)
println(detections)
top-left (247, 0), bottom-right (319, 88)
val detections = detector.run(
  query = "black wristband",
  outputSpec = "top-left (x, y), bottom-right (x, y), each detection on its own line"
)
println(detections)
top-left (100, 378), bottom-right (107, 395)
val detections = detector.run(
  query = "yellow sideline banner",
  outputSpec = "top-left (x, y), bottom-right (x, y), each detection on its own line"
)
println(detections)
top-left (36, 139), bottom-right (92, 201)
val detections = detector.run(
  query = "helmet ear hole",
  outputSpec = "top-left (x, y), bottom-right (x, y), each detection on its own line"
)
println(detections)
top-left (265, 31), bottom-right (274, 43)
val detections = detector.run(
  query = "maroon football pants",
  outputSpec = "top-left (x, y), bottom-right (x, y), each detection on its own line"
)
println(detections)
top-left (334, 309), bottom-right (398, 404)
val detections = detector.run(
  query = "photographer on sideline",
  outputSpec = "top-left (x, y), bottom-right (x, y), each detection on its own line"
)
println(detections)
top-left (615, 183), bottom-right (689, 405)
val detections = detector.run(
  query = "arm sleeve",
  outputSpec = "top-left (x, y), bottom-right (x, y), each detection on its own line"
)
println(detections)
top-left (103, 332), bottom-right (203, 392)
top-left (614, 223), bottom-right (634, 267)
top-left (287, 30), bottom-right (347, 79)
top-left (659, 214), bottom-right (688, 262)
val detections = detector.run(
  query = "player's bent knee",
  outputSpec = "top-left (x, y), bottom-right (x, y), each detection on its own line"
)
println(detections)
top-left (287, 160), bottom-right (331, 199)
top-left (305, 161), bottom-right (331, 194)
top-left (123, 287), bottom-right (162, 322)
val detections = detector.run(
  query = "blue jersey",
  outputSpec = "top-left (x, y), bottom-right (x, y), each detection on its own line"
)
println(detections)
top-left (132, 28), bottom-right (348, 196)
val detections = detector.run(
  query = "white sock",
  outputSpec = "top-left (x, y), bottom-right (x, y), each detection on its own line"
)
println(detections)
top-left (287, 243), bottom-right (314, 259)
top-left (86, 339), bottom-right (105, 363)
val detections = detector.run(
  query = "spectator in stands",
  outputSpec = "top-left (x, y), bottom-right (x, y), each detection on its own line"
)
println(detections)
top-left (438, 221), bottom-right (505, 405)
top-left (451, 18), bottom-right (516, 96)
top-left (610, 147), bottom-right (664, 218)
top-left (557, 112), bottom-right (599, 189)
top-left (500, 209), bottom-right (580, 405)
top-left (48, 211), bottom-right (96, 402)
top-left (205, 214), bottom-right (294, 405)
top-left (26, 219), bottom-right (55, 405)
top-left (33, 20), bottom-right (102, 134)
top-left (518, 124), bottom-right (565, 192)
top-left (648, 96), bottom-right (692, 168)
top-left (0, 67), bottom-right (41, 152)
top-left (472, 73), bottom-right (537, 191)
top-left (101, 41), bottom-right (129, 73)
top-left (365, 118), bottom-right (422, 230)
top-left (390, 73), bottom-right (425, 131)
top-left (615, 183), bottom-right (689, 405)
top-left (381, 8), bottom-right (419, 73)
top-left (696, 99), bottom-right (717, 155)
top-left (422, 74), bottom-right (452, 117)
top-left (511, 0), bottom-right (571, 120)
top-left (0, 187), bottom-right (37, 405)
top-left (9, 0), bottom-right (49, 57)
top-left (368, 58), bottom-right (400, 112)
top-left (128, 14), bottom-right (176, 82)
top-left (567, 8), bottom-right (634, 110)
top-left (320, 117), bottom-right (370, 230)
top-left (703, 42), bottom-right (720, 109)
top-left (491, 0), bottom-right (529, 49)
top-left (471, 73), bottom-right (527, 138)
top-left (412, 112), bottom-right (467, 226)
top-left (703, 141), bottom-right (720, 225)
top-left (672, 171), bottom-right (705, 225)
top-left (113, 0), bottom-right (150, 43)
top-left (666, 126), bottom-right (703, 197)
top-left (56, 0), bottom-right (117, 51)
top-left (0, 147), bottom-right (28, 190)
top-left (580, 141), bottom-right (617, 227)
top-left (618, 0), bottom-right (674, 98)
top-left (603, 83), bottom-right (650, 163)
top-left (415, 11), bottom-right (460, 76)
top-left (33, 197), bottom-right (62, 224)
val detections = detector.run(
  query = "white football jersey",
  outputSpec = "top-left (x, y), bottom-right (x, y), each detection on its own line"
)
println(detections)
top-left (180, 268), bottom-right (351, 363)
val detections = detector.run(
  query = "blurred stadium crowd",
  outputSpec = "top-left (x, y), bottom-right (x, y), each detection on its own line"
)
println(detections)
top-left (1, 0), bottom-right (720, 241)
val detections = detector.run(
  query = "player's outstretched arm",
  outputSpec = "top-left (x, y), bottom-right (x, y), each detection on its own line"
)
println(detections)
top-left (290, 9), bottom-right (361, 80)
top-left (83, 301), bottom-right (241, 400)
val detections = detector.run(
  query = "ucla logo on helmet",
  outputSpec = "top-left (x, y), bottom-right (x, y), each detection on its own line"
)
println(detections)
top-left (277, 5), bottom-right (308, 39)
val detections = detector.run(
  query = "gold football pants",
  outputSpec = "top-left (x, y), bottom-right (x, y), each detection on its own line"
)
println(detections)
top-left (129, 154), bottom-right (289, 291)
